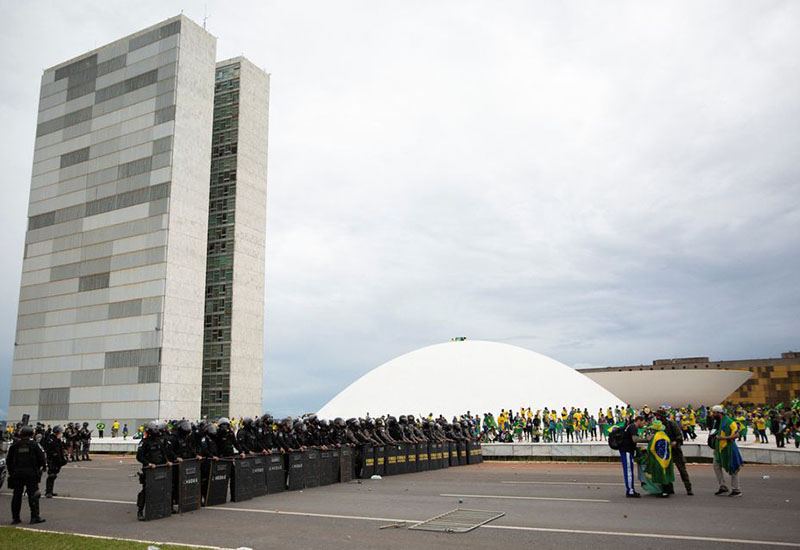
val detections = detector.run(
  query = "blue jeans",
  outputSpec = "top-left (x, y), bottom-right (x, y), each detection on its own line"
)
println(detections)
top-left (620, 451), bottom-right (635, 494)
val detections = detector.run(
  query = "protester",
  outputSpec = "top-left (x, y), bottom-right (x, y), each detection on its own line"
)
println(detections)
top-left (711, 405), bottom-right (743, 497)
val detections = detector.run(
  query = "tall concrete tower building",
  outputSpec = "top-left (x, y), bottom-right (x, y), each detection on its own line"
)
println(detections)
top-left (8, 15), bottom-right (268, 428)
top-left (201, 58), bottom-right (269, 419)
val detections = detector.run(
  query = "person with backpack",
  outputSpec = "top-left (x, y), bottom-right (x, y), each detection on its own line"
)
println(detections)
top-left (612, 415), bottom-right (646, 498)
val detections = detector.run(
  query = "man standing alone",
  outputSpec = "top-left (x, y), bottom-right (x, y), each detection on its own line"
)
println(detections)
top-left (6, 425), bottom-right (47, 524)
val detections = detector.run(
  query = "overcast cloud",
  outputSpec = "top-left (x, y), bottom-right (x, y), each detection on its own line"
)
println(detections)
top-left (1, 1), bottom-right (798, 418)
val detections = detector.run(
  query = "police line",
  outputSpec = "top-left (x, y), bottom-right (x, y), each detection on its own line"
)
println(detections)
top-left (142, 441), bottom-right (483, 520)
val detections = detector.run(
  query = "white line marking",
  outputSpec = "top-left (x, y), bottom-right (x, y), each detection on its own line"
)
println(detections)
top-left (502, 480), bottom-right (623, 486)
top-left (214, 505), bottom-right (417, 523)
top-left (6, 494), bottom-right (800, 547)
top-left (441, 493), bottom-right (610, 503)
top-left (482, 525), bottom-right (800, 547)
top-left (7, 526), bottom-right (231, 549)
top-left (64, 466), bottom-right (119, 470)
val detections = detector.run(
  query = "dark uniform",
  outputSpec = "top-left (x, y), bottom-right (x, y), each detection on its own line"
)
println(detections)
top-left (198, 424), bottom-right (220, 505)
top-left (256, 415), bottom-right (277, 452)
top-left (662, 415), bottom-right (693, 495)
top-left (135, 423), bottom-right (175, 520)
top-left (7, 426), bottom-right (47, 524)
top-left (42, 426), bottom-right (67, 497)
top-left (236, 418), bottom-right (262, 454)
top-left (168, 421), bottom-right (199, 507)
top-left (214, 418), bottom-right (241, 458)
top-left (78, 422), bottom-right (92, 461)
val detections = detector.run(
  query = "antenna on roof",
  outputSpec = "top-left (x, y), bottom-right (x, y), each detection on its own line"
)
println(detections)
top-left (203, 4), bottom-right (210, 30)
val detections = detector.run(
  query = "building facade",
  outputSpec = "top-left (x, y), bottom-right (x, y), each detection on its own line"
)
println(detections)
top-left (582, 352), bottom-right (800, 406)
top-left (8, 16), bottom-right (268, 429)
top-left (201, 58), bottom-right (269, 419)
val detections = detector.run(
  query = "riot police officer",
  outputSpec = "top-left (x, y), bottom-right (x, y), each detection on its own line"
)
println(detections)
top-left (214, 418), bottom-right (244, 458)
top-left (168, 421), bottom-right (201, 510)
top-left (7, 425), bottom-right (47, 524)
top-left (136, 422), bottom-right (175, 521)
top-left (42, 425), bottom-right (67, 498)
top-left (78, 422), bottom-right (92, 461)
top-left (236, 417), bottom-right (262, 454)
top-left (256, 414), bottom-right (276, 453)
top-left (198, 423), bottom-right (220, 506)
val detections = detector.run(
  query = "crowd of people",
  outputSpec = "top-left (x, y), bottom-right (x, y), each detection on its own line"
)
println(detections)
top-left (476, 400), bottom-right (800, 448)
top-left (3, 398), bottom-right (798, 523)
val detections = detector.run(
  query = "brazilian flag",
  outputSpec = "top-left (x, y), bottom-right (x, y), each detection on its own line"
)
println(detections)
top-left (647, 430), bottom-right (674, 485)
top-left (602, 421), bottom-right (624, 438)
top-left (715, 416), bottom-right (744, 475)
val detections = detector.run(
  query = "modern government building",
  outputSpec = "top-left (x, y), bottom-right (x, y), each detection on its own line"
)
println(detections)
top-left (8, 15), bottom-right (268, 429)
top-left (6, 16), bottom-right (797, 430)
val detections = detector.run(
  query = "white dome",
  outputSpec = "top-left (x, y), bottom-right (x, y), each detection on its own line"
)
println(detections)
top-left (317, 340), bottom-right (625, 419)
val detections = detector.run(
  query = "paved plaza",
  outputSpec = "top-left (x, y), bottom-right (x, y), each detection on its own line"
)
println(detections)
top-left (1, 455), bottom-right (799, 549)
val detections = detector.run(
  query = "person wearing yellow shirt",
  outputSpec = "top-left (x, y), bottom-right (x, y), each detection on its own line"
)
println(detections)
top-left (754, 415), bottom-right (768, 443)
top-left (111, 420), bottom-right (120, 438)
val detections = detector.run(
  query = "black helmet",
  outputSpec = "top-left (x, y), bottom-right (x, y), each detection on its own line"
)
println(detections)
top-left (217, 417), bottom-right (231, 431)
top-left (179, 421), bottom-right (192, 434)
top-left (67, 422), bottom-right (74, 428)
top-left (146, 421), bottom-right (160, 435)
top-left (346, 418), bottom-right (358, 426)
top-left (52, 425), bottom-right (64, 434)
top-left (334, 417), bottom-right (345, 427)
top-left (261, 414), bottom-right (273, 425)
top-left (205, 424), bottom-right (218, 436)
top-left (282, 417), bottom-right (293, 428)
top-left (82, 422), bottom-right (89, 427)
top-left (19, 425), bottom-right (35, 438)
top-left (243, 417), bottom-right (254, 427)
top-left (293, 420), bottom-right (304, 431)
top-left (399, 415), bottom-right (407, 424)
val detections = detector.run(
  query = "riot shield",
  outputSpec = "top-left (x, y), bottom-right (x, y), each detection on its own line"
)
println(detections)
top-left (475, 441), bottom-right (483, 463)
top-left (329, 449), bottom-right (341, 484)
top-left (458, 441), bottom-right (467, 465)
top-left (204, 460), bottom-right (231, 506)
top-left (428, 443), bottom-right (440, 470)
top-left (417, 442), bottom-right (428, 472)
top-left (449, 441), bottom-right (459, 467)
top-left (249, 456), bottom-right (268, 497)
top-left (230, 457), bottom-right (255, 502)
top-left (441, 442), bottom-right (450, 469)
top-left (266, 454), bottom-right (286, 494)
top-left (286, 452), bottom-right (305, 491)
top-left (374, 445), bottom-right (386, 476)
top-left (304, 449), bottom-right (321, 488)
top-left (395, 443), bottom-right (407, 475)
top-left (143, 466), bottom-right (172, 521)
top-left (319, 450), bottom-right (332, 486)
top-left (385, 444), bottom-right (397, 476)
top-left (406, 443), bottom-right (418, 472)
top-left (340, 446), bottom-right (354, 482)
top-left (360, 444), bottom-right (374, 478)
top-left (178, 460), bottom-right (201, 513)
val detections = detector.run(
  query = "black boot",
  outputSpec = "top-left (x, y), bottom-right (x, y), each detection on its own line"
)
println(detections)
top-left (29, 493), bottom-right (45, 524)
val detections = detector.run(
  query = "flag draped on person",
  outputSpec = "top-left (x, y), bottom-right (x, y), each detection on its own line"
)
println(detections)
top-left (715, 415), bottom-right (744, 475)
top-left (646, 424), bottom-right (674, 485)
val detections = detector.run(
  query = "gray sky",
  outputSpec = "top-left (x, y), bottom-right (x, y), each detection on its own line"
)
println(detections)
top-left (1, 1), bottom-right (798, 418)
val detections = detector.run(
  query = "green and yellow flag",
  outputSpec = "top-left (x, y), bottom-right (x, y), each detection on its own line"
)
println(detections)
top-left (647, 430), bottom-right (674, 485)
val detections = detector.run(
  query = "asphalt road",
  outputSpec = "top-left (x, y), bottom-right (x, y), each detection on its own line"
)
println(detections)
top-left (1, 455), bottom-right (798, 549)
